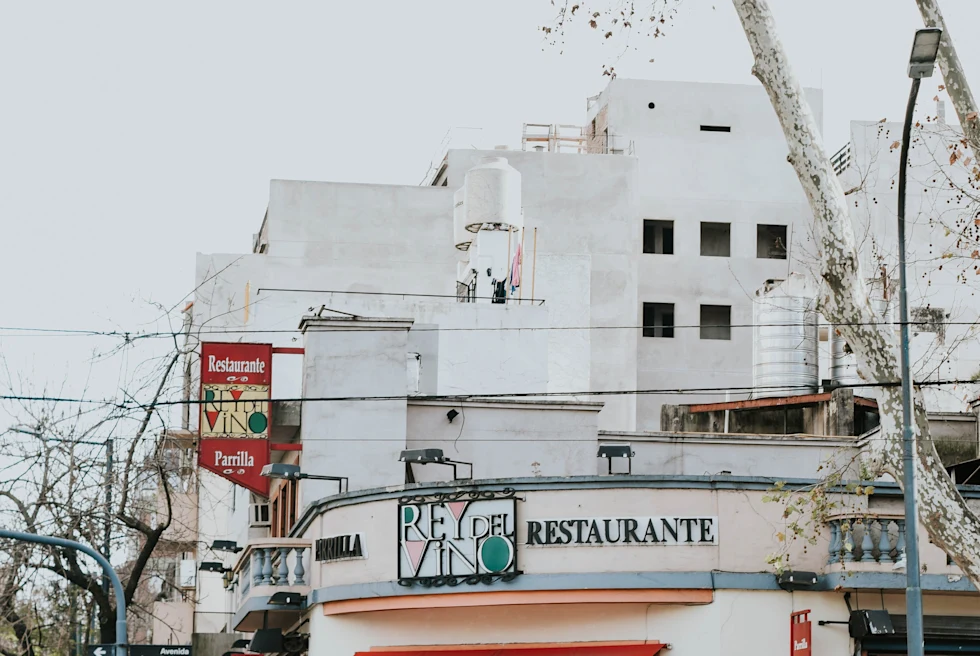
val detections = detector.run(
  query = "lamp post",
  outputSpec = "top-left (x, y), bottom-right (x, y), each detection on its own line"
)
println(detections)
top-left (898, 27), bottom-right (942, 656)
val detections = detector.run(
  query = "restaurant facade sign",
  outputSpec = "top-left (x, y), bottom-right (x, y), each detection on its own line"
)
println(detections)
top-left (526, 516), bottom-right (718, 546)
top-left (398, 492), bottom-right (520, 586)
top-left (197, 342), bottom-right (272, 496)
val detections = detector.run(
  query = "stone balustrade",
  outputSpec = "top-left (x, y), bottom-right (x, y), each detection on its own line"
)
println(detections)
top-left (232, 538), bottom-right (312, 613)
top-left (827, 516), bottom-right (906, 565)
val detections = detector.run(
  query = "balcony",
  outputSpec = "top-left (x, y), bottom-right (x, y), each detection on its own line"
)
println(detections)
top-left (826, 513), bottom-right (907, 570)
top-left (232, 538), bottom-right (312, 632)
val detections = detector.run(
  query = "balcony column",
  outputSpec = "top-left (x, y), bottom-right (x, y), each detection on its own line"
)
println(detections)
top-left (293, 547), bottom-right (307, 586)
top-left (278, 547), bottom-right (291, 586)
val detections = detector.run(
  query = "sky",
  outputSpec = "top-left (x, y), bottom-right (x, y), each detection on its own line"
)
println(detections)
top-left (2, 0), bottom-right (980, 414)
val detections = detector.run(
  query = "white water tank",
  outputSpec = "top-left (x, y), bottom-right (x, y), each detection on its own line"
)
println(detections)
top-left (463, 156), bottom-right (522, 233)
top-left (831, 283), bottom-right (894, 391)
top-left (752, 274), bottom-right (820, 398)
top-left (453, 187), bottom-right (471, 258)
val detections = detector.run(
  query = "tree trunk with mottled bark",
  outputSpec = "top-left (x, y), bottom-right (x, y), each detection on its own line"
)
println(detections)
top-left (731, 0), bottom-right (980, 590)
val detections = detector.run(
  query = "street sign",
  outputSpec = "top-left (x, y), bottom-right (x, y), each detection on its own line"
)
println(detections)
top-left (130, 647), bottom-right (192, 656)
top-left (87, 647), bottom-right (193, 656)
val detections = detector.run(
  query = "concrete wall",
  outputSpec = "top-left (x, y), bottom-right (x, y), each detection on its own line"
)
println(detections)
top-left (584, 80), bottom-right (824, 428)
top-left (447, 149), bottom-right (639, 431)
top-left (405, 399), bottom-right (602, 481)
top-left (150, 600), bottom-right (193, 645)
top-left (299, 316), bottom-right (412, 501)
top-left (305, 591), bottom-right (980, 656)
top-left (263, 179), bottom-right (458, 295)
top-left (599, 432), bottom-right (861, 479)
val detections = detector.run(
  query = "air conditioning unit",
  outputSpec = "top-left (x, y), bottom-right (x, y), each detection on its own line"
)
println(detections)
top-left (250, 503), bottom-right (271, 528)
top-left (178, 559), bottom-right (197, 589)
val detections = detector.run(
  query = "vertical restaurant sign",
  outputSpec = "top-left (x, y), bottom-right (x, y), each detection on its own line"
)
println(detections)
top-left (791, 610), bottom-right (811, 656)
top-left (198, 343), bottom-right (272, 497)
top-left (198, 438), bottom-right (269, 497)
top-left (200, 342), bottom-right (272, 438)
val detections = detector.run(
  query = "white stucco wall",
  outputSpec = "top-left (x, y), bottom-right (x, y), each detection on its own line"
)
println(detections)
top-left (447, 149), bottom-right (639, 431)
top-left (307, 590), bottom-right (936, 656)
top-left (598, 432), bottom-right (862, 480)
top-left (405, 400), bottom-right (602, 481)
top-left (583, 79), bottom-right (824, 428)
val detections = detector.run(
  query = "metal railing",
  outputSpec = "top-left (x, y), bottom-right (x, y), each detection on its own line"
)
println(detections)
top-left (830, 143), bottom-right (853, 176)
top-left (827, 515), bottom-right (906, 565)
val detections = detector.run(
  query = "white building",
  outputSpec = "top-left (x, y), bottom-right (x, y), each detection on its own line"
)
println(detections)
top-left (165, 79), bottom-right (980, 654)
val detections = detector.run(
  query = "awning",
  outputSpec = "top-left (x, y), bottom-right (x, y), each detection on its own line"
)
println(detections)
top-left (357, 644), bottom-right (665, 656)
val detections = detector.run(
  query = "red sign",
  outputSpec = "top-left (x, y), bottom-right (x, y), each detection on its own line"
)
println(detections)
top-left (791, 610), bottom-right (811, 656)
top-left (200, 342), bottom-right (273, 440)
top-left (199, 343), bottom-right (273, 496)
top-left (199, 438), bottom-right (270, 497)
top-left (201, 342), bottom-right (272, 386)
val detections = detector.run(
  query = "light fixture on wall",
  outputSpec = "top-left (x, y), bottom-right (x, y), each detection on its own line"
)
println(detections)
top-left (597, 444), bottom-right (634, 475)
top-left (268, 591), bottom-right (306, 607)
top-left (446, 408), bottom-right (460, 423)
top-left (199, 561), bottom-right (231, 574)
top-left (260, 463), bottom-right (348, 494)
top-left (399, 448), bottom-right (473, 481)
top-left (210, 540), bottom-right (242, 553)
top-left (775, 570), bottom-right (818, 592)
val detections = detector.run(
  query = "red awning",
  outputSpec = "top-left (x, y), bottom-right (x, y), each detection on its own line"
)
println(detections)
top-left (357, 644), bottom-right (665, 656)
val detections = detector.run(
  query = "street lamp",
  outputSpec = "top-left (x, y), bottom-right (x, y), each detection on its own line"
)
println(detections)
top-left (260, 463), bottom-right (348, 494)
top-left (897, 27), bottom-right (941, 656)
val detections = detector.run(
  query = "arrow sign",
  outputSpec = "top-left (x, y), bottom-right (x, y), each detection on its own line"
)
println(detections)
top-left (86, 647), bottom-right (108, 656)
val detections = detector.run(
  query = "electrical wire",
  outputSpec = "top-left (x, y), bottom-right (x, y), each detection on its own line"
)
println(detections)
top-left (1, 378), bottom-right (978, 408)
top-left (0, 319), bottom-right (973, 339)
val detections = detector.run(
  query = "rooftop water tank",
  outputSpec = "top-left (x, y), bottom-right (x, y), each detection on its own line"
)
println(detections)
top-left (453, 187), bottom-right (471, 260)
top-left (752, 274), bottom-right (820, 398)
top-left (463, 156), bottom-right (522, 233)
top-left (831, 282), bottom-right (894, 392)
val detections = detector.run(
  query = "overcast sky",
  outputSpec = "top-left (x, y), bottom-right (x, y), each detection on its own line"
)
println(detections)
top-left (2, 0), bottom-right (979, 412)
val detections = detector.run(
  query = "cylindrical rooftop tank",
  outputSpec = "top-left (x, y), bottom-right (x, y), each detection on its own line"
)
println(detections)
top-left (453, 187), bottom-right (471, 260)
top-left (752, 274), bottom-right (820, 398)
top-left (463, 156), bottom-right (522, 233)
top-left (831, 282), bottom-right (894, 392)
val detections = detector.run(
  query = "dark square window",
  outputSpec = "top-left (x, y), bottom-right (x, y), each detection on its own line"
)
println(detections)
top-left (643, 303), bottom-right (675, 338)
top-left (700, 222), bottom-right (731, 257)
top-left (643, 220), bottom-right (674, 254)
top-left (757, 224), bottom-right (788, 259)
top-left (700, 305), bottom-right (731, 340)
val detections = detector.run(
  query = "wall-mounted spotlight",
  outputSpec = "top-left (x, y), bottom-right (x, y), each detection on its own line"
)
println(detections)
top-left (597, 444), bottom-right (634, 475)
top-left (400, 448), bottom-right (473, 482)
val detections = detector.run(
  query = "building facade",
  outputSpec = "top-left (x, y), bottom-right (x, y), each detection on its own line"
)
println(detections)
top-left (166, 79), bottom-right (980, 654)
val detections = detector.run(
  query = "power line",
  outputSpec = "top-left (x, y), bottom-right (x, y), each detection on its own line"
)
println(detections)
top-left (1, 379), bottom-right (978, 408)
top-left (0, 319), bottom-right (976, 340)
